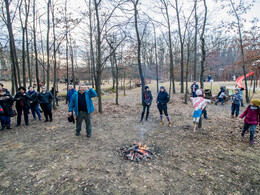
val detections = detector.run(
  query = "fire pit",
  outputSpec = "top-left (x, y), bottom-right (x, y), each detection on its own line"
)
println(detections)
top-left (120, 142), bottom-right (153, 162)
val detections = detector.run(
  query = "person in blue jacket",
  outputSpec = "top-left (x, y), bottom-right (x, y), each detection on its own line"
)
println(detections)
top-left (68, 85), bottom-right (97, 137)
top-left (67, 85), bottom-right (76, 105)
top-left (190, 81), bottom-right (199, 97)
top-left (157, 86), bottom-right (171, 127)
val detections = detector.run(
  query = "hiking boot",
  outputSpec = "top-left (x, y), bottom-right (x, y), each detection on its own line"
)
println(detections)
top-left (87, 134), bottom-right (92, 138)
top-left (168, 122), bottom-right (172, 127)
top-left (160, 121), bottom-right (164, 125)
top-left (15, 124), bottom-right (20, 127)
top-left (75, 132), bottom-right (80, 136)
top-left (250, 140), bottom-right (255, 145)
top-left (231, 115), bottom-right (234, 118)
top-left (45, 119), bottom-right (49, 122)
top-left (7, 126), bottom-right (11, 129)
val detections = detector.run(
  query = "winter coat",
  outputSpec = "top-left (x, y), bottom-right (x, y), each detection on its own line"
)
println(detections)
top-left (0, 94), bottom-right (14, 116)
top-left (239, 106), bottom-right (260, 125)
top-left (26, 90), bottom-right (38, 107)
top-left (38, 91), bottom-right (53, 105)
top-left (14, 92), bottom-right (31, 108)
top-left (142, 90), bottom-right (153, 106)
top-left (190, 84), bottom-right (199, 92)
top-left (217, 88), bottom-right (226, 97)
top-left (157, 91), bottom-right (169, 109)
top-left (231, 93), bottom-right (242, 105)
top-left (68, 89), bottom-right (97, 116)
top-left (67, 88), bottom-right (76, 102)
top-left (219, 92), bottom-right (227, 99)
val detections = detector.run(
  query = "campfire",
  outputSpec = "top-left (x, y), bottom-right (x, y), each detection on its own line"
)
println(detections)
top-left (121, 142), bottom-right (153, 162)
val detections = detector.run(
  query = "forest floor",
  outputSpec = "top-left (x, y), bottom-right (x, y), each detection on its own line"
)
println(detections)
top-left (0, 81), bottom-right (259, 195)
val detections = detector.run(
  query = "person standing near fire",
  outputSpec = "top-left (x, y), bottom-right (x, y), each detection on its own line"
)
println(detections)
top-left (140, 86), bottom-right (153, 122)
top-left (68, 85), bottom-right (97, 137)
top-left (157, 86), bottom-right (171, 127)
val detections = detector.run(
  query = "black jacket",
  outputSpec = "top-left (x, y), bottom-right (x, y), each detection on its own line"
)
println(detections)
top-left (142, 90), bottom-right (153, 106)
top-left (0, 94), bottom-right (14, 116)
top-left (14, 92), bottom-right (31, 108)
top-left (157, 91), bottom-right (170, 109)
top-left (38, 91), bottom-right (53, 104)
top-left (26, 91), bottom-right (38, 106)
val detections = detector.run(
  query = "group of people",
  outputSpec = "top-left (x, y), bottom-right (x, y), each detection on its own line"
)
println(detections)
top-left (1, 80), bottom-right (258, 145)
top-left (189, 81), bottom-right (259, 145)
top-left (0, 83), bottom-right (54, 130)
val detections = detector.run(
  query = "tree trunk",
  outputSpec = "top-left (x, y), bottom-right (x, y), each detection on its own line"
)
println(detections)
top-left (133, 0), bottom-right (145, 93)
top-left (193, 0), bottom-right (198, 81)
top-left (200, 0), bottom-right (207, 89)
top-left (46, 0), bottom-right (51, 90)
top-left (52, 2), bottom-right (57, 110)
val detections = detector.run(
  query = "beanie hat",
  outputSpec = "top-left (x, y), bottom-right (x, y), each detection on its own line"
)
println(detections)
top-left (251, 99), bottom-right (260, 107)
top-left (160, 86), bottom-right (165, 90)
top-left (145, 86), bottom-right (149, 90)
top-left (196, 89), bottom-right (203, 96)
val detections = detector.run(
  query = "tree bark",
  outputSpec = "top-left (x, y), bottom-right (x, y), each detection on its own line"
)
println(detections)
top-left (46, 0), bottom-right (51, 90)
top-left (193, 0), bottom-right (198, 81)
top-left (200, 0), bottom-right (207, 89)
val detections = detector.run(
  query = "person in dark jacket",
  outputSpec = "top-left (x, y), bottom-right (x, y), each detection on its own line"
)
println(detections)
top-left (51, 87), bottom-right (59, 106)
top-left (68, 85), bottom-right (97, 137)
top-left (38, 86), bottom-right (53, 122)
top-left (67, 85), bottom-right (76, 105)
top-left (27, 86), bottom-right (42, 120)
top-left (14, 86), bottom-right (31, 126)
top-left (140, 86), bottom-right (153, 122)
top-left (190, 81), bottom-right (199, 97)
top-left (157, 86), bottom-right (171, 127)
top-left (231, 89), bottom-right (242, 118)
top-left (0, 83), bottom-right (10, 95)
top-left (239, 99), bottom-right (260, 145)
top-left (0, 89), bottom-right (14, 130)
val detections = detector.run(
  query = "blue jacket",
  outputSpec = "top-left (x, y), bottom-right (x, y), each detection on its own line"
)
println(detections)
top-left (67, 88), bottom-right (76, 102)
top-left (190, 84), bottom-right (199, 92)
top-left (231, 93), bottom-right (242, 105)
top-left (68, 89), bottom-right (97, 116)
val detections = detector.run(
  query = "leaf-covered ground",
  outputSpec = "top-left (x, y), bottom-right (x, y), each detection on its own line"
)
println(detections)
top-left (0, 81), bottom-right (259, 194)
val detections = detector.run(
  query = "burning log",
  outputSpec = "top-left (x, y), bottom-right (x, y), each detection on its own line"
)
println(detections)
top-left (120, 142), bottom-right (153, 162)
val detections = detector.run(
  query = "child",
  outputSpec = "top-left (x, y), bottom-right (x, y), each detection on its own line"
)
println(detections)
top-left (231, 89), bottom-right (242, 118)
top-left (239, 99), bottom-right (260, 145)
top-left (191, 89), bottom-right (211, 131)
top-left (215, 90), bottom-right (227, 105)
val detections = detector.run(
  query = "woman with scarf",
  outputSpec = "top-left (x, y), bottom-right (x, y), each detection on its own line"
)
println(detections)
top-left (14, 86), bottom-right (31, 126)
top-left (27, 86), bottom-right (42, 120)
top-left (140, 86), bottom-right (153, 122)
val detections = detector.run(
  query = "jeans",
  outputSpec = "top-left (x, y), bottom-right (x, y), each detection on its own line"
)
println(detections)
top-left (192, 92), bottom-right (197, 97)
top-left (231, 103), bottom-right (240, 117)
top-left (40, 103), bottom-right (52, 121)
top-left (76, 111), bottom-right (92, 135)
top-left (31, 105), bottom-right (42, 119)
top-left (0, 116), bottom-right (11, 127)
top-left (141, 105), bottom-right (150, 121)
top-left (17, 107), bottom-right (29, 125)
top-left (215, 98), bottom-right (224, 105)
top-left (242, 123), bottom-right (256, 141)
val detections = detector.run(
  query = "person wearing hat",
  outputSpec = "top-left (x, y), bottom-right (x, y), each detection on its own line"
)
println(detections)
top-left (38, 86), bottom-right (53, 122)
top-left (0, 83), bottom-right (10, 96)
top-left (0, 89), bottom-right (14, 130)
top-left (157, 86), bottom-right (171, 127)
top-left (239, 99), bottom-right (260, 145)
top-left (27, 86), bottom-right (42, 120)
top-left (68, 85), bottom-right (97, 137)
top-left (231, 89), bottom-right (242, 118)
top-left (239, 87), bottom-right (245, 107)
top-left (190, 81), bottom-right (199, 97)
top-left (14, 86), bottom-right (31, 126)
top-left (190, 89), bottom-right (211, 131)
top-left (67, 85), bottom-right (76, 105)
top-left (140, 86), bottom-right (153, 122)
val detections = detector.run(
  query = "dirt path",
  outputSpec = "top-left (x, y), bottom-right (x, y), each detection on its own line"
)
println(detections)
top-left (0, 85), bottom-right (259, 195)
